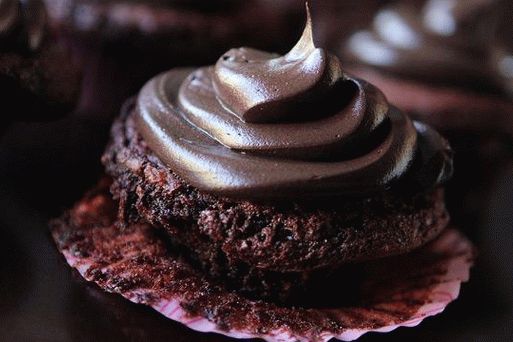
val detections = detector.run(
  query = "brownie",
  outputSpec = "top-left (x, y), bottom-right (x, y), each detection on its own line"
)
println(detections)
top-left (101, 101), bottom-right (450, 300)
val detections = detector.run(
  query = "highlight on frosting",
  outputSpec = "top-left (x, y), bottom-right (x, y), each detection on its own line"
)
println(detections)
top-left (135, 6), bottom-right (453, 201)
top-left (345, 0), bottom-right (500, 88)
top-left (0, 0), bottom-right (47, 52)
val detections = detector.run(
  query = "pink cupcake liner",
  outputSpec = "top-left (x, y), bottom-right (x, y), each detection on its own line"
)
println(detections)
top-left (52, 188), bottom-right (475, 342)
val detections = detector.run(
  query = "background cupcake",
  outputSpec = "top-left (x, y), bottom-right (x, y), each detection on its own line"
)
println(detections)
top-left (342, 0), bottom-right (513, 135)
top-left (342, 0), bottom-right (513, 235)
top-left (0, 0), bottom-right (81, 132)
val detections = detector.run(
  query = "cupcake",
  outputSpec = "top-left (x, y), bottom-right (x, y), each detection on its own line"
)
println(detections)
top-left (343, 0), bottom-right (513, 137)
top-left (343, 0), bottom-right (513, 232)
top-left (52, 10), bottom-right (474, 341)
top-left (42, 0), bottom-right (303, 118)
top-left (0, 0), bottom-right (81, 130)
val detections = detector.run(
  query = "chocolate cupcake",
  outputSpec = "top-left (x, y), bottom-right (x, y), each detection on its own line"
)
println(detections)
top-left (52, 10), bottom-right (474, 341)
top-left (0, 0), bottom-right (81, 130)
top-left (343, 0), bottom-right (513, 232)
top-left (343, 0), bottom-right (513, 137)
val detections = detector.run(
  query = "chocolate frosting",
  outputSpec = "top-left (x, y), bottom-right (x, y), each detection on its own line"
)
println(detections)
top-left (0, 0), bottom-right (47, 52)
top-left (135, 10), bottom-right (452, 201)
top-left (346, 0), bottom-right (502, 91)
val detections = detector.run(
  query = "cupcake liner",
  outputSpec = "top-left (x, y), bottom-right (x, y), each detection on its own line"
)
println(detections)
top-left (51, 183), bottom-right (475, 342)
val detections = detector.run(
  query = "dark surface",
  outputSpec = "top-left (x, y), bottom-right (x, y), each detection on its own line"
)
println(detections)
top-left (0, 116), bottom-right (512, 341)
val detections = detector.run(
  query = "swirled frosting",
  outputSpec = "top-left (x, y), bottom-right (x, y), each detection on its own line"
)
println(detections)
top-left (346, 0), bottom-right (501, 91)
top-left (0, 0), bottom-right (47, 52)
top-left (135, 11), bottom-right (453, 201)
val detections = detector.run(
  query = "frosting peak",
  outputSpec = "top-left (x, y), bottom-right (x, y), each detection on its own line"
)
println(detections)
top-left (212, 9), bottom-right (342, 123)
top-left (135, 11), bottom-right (452, 201)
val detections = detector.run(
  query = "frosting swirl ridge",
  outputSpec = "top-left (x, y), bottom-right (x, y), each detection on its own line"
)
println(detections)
top-left (135, 12), bottom-right (452, 201)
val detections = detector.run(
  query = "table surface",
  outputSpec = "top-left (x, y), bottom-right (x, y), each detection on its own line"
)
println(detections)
top-left (0, 117), bottom-right (511, 342)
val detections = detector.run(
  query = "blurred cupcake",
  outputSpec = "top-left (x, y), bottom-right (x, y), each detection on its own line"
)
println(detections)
top-left (0, 0), bottom-right (81, 131)
top-left (342, 0), bottom-right (513, 231)
top-left (45, 0), bottom-right (302, 59)
top-left (312, 0), bottom-right (390, 51)
top-left (52, 11), bottom-right (475, 341)
top-left (343, 0), bottom-right (513, 137)
top-left (43, 0), bottom-right (303, 118)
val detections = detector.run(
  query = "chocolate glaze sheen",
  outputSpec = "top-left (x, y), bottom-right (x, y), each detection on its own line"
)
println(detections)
top-left (0, 0), bottom-right (47, 52)
top-left (136, 10), bottom-right (452, 201)
top-left (346, 0), bottom-right (501, 91)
